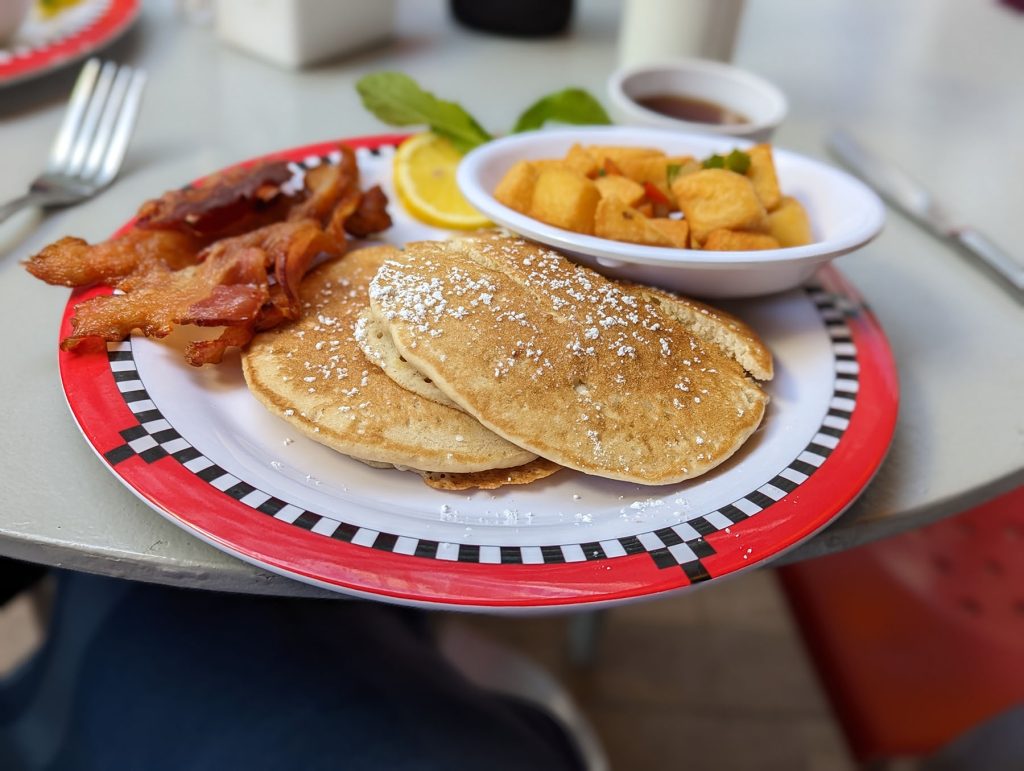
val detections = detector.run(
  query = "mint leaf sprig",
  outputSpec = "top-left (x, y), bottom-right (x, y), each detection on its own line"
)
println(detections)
top-left (512, 88), bottom-right (612, 133)
top-left (356, 72), bottom-right (611, 153)
top-left (356, 72), bottom-right (492, 154)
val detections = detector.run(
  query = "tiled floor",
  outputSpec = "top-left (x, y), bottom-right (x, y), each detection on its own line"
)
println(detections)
top-left (457, 570), bottom-right (855, 771)
top-left (0, 570), bottom-right (853, 770)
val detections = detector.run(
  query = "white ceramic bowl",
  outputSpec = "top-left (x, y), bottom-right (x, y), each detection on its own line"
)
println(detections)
top-left (457, 126), bottom-right (885, 298)
top-left (607, 58), bottom-right (788, 142)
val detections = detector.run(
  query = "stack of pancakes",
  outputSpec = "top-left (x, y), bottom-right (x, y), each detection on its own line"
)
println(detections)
top-left (242, 235), bottom-right (773, 489)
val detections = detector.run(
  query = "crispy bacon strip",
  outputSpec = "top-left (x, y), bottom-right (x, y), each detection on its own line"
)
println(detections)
top-left (289, 146), bottom-right (358, 226)
top-left (136, 160), bottom-right (295, 237)
top-left (325, 187), bottom-right (362, 244)
top-left (194, 219), bottom-right (342, 320)
top-left (24, 229), bottom-right (207, 288)
top-left (184, 323), bottom-right (258, 367)
top-left (61, 220), bottom-right (345, 364)
top-left (183, 220), bottom-right (348, 365)
top-left (25, 162), bottom-right (299, 289)
top-left (35, 143), bottom-right (394, 366)
top-left (271, 221), bottom-right (341, 316)
top-left (344, 185), bottom-right (392, 238)
top-left (61, 247), bottom-right (269, 347)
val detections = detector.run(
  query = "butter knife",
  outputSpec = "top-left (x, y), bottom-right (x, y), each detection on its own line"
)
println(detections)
top-left (827, 130), bottom-right (1024, 298)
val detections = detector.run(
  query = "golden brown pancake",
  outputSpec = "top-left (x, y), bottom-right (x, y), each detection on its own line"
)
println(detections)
top-left (242, 245), bottom-right (538, 474)
top-left (431, 232), bottom-right (773, 380)
top-left (351, 455), bottom-right (560, 490)
top-left (368, 236), bottom-right (770, 485)
top-left (354, 308), bottom-right (461, 409)
top-left (417, 458), bottom-right (561, 490)
top-left (622, 283), bottom-right (774, 381)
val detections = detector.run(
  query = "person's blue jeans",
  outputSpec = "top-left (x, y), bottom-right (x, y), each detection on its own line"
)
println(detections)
top-left (0, 571), bottom-right (583, 770)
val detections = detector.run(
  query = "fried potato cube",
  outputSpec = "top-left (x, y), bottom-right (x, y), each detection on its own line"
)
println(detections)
top-left (747, 144), bottom-right (782, 211)
top-left (645, 217), bottom-right (690, 248)
top-left (703, 229), bottom-right (781, 251)
top-left (494, 160), bottom-right (539, 214)
top-left (671, 168), bottom-right (767, 244)
top-left (594, 198), bottom-right (690, 248)
top-left (531, 159), bottom-right (569, 171)
top-left (618, 154), bottom-right (697, 203)
top-left (595, 175), bottom-right (646, 206)
top-left (594, 196), bottom-right (649, 243)
top-left (587, 145), bottom-right (664, 168)
top-left (564, 143), bottom-right (599, 176)
top-left (530, 168), bottom-right (600, 234)
top-left (767, 196), bottom-right (813, 246)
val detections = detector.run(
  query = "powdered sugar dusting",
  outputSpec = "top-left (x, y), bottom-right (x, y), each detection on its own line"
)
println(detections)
top-left (250, 252), bottom-right (524, 468)
top-left (363, 235), bottom-right (766, 484)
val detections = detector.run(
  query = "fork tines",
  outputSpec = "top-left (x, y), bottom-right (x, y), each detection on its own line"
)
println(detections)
top-left (48, 58), bottom-right (147, 189)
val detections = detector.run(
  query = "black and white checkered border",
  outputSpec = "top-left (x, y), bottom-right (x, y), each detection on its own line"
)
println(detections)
top-left (97, 146), bottom-right (860, 580)
top-left (291, 144), bottom-right (392, 174)
top-left (101, 284), bottom-right (858, 581)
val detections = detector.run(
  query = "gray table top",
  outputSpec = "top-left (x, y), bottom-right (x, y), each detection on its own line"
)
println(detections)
top-left (0, 0), bottom-right (1021, 599)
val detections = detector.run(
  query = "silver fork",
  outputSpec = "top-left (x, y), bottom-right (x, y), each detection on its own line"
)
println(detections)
top-left (0, 58), bottom-right (146, 225)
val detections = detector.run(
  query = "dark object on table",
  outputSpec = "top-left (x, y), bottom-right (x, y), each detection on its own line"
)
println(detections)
top-left (451, 0), bottom-right (573, 37)
top-left (778, 485), bottom-right (1024, 764)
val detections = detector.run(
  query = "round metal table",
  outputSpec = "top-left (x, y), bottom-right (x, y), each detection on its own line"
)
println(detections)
top-left (0, 0), bottom-right (1020, 598)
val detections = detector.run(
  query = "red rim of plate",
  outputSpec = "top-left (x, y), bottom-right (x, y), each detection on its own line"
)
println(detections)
top-left (0, 0), bottom-right (139, 86)
top-left (57, 136), bottom-right (899, 610)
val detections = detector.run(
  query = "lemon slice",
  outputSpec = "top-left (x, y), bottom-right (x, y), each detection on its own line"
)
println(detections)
top-left (393, 132), bottom-right (491, 230)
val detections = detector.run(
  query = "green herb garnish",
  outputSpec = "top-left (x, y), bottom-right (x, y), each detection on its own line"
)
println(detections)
top-left (725, 148), bottom-right (751, 174)
top-left (666, 162), bottom-right (683, 185)
top-left (512, 88), bottom-right (611, 133)
top-left (702, 149), bottom-right (751, 174)
top-left (355, 72), bottom-right (492, 153)
top-left (356, 73), bottom-right (610, 153)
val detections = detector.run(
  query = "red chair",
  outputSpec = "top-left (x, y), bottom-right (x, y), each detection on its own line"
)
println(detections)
top-left (778, 486), bottom-right (1024, 763)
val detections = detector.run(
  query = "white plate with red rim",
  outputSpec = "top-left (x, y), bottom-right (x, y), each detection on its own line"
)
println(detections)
top-left (457, 126), bottom-right (886, 298)
top-left (58, 135), bottom-right (898, 612)
top-left (0, 0), bottom-right (138, 88)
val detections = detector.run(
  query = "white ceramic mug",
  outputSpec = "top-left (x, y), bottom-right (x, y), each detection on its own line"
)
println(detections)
top-left (214, 0), bottom-right (396, 69)
top-left (617, 0), bottom-right (746, 68)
